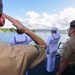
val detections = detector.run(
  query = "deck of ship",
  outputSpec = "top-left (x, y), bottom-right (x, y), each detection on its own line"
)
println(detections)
top-left (28, 54), bottom-right (61, 75)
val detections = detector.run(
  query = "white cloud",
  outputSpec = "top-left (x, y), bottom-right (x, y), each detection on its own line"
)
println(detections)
top-left (26, 11), bottom-right (40, 19)
top-left (4, 7), bottom-right (75, 30)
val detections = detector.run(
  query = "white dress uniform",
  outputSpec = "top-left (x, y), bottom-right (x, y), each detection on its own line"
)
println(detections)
top-left (46, 27), bottom-right (60, 72)
top-left (8, 34), bottom-right (32, 75)
top-left (8, 34), bottom-right (32, 45)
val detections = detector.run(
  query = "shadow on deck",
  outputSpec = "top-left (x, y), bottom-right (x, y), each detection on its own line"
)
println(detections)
top-left (28, 54), bottom-right (61, 75)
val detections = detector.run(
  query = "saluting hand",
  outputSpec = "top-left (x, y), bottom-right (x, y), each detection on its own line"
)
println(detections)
top-left (4, 14), bottom-right (27, 32)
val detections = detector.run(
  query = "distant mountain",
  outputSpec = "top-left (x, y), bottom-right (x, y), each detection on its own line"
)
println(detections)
top-left (34, 29), bottom-right (68, 34)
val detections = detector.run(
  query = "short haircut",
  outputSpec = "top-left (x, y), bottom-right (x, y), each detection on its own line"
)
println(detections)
top-left (16, 29), bottom-right (23, 34)
top-left (70, 20), bottom-right (75, 28)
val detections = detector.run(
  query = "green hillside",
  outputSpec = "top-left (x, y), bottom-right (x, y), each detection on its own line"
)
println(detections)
top-left (0, 28), bottom-right (37, 32)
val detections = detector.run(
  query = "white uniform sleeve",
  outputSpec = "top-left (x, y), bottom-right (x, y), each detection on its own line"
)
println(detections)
top-left (26, 35), bottom-right (32, 44)
top-left (46, 35), bottom-right (52, 51)
top-left (8, 38), bottom-right (15, 45)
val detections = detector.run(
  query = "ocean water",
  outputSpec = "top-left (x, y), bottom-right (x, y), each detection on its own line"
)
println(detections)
top-left (0, 32), bottom-right (69, 54)
top-left (0, 32), bottom-right (69, 44)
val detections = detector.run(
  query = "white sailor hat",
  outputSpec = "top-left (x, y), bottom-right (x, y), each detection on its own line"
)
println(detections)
top-left (50, 27), bottom-right (58, 31)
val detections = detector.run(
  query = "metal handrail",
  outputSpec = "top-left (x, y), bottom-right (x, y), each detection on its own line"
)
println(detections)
top-left (58, 42), bottom-right (64, 49)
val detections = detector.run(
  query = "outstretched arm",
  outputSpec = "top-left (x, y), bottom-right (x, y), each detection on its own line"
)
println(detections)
top-left (4, 14), bottom-right (47, 47)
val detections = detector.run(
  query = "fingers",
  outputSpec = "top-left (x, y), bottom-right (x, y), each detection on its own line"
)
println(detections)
top-left (4, 14), bottom-right (16, 23)
top-left (4, 14), bottom-right (19, 27)
top-left (4, 14), bottom-right (26, 31)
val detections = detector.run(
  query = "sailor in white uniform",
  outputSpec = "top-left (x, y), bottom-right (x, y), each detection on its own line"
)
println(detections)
top-left (46, 27), bottom-right (60, 72)
top-left (8, 29), bottom-right (32, 45)
top-left (8, 29), bottom-right (32, 75)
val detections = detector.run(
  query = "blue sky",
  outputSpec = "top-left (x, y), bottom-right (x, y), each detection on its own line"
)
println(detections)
top-left (2, 0), bottom-right (75, 29)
